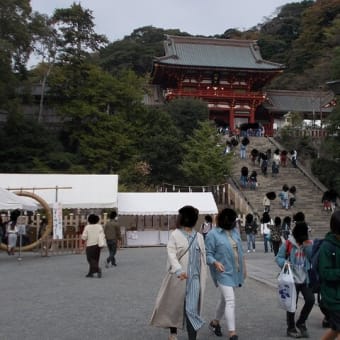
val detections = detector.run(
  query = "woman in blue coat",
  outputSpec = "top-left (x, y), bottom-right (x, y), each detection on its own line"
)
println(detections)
top-left (205, 208), bottom-right (246, 340)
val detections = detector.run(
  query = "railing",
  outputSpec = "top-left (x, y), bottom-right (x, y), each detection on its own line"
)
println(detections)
top-left (268, 137), bottom-right (328, 194)
top-left (276, 128), bottom-right (328, 139)
top-left (39, 235), bottom-right (84, 256)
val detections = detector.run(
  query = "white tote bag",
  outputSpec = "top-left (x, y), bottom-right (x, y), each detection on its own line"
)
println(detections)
top-left (277, 262), bottom-right (297, 312)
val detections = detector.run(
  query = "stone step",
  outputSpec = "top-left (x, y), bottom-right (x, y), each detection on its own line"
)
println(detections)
top-left (230, 136), bottom-right (329, 237)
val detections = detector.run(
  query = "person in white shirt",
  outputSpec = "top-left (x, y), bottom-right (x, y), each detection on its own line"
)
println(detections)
top-left (81, 214), bottom-right (105, 278)
top-left (260, 212), bottom-right (273, 253)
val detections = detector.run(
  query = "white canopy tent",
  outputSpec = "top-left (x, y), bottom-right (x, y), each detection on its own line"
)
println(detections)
top-left (0, 187), bottom-right (38, 211)
top-left (0, 174), bottom-right (118, 209)
top-left (117, 192), bottom-right (218, 246)
top-left (118, 192), bottom-right (218, 215)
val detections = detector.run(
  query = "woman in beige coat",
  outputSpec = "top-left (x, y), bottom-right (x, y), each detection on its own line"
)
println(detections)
top-left (150, 205), bottom-right (207, 340)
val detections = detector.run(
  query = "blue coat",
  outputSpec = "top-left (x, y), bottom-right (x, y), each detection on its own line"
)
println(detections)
top-left (205, 227), bottom-right (244, 287)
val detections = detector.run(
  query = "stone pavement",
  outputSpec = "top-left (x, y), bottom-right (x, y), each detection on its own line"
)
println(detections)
top-left (0, 242), bottom-right (325, 340)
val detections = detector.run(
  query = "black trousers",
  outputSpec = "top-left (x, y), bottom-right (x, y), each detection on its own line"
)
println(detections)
top-left (86, 245), bottom-right (101, 274)
top-left (286, 283), bottom-right (315, 329)
top-left (170, 314), bottom-right (197, 340)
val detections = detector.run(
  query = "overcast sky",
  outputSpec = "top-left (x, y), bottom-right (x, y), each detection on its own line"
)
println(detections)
top-left (30, 0), bottom-right (302, 42)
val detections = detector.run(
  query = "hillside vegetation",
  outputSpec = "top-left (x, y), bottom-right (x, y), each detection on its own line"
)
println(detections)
top-left (0, 0), bottom-right (339, 192)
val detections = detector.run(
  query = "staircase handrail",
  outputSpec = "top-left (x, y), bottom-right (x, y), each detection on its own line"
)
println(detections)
top-left (226, 175), bottom-right (261, 222)
top-left (267, 137), bottom-right (328, 193)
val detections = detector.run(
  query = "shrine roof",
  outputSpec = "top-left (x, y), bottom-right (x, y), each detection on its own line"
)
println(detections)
top-left (154, 35), bottom-right (284, 71)
top-left (264, 89), bottom-right (335, 113)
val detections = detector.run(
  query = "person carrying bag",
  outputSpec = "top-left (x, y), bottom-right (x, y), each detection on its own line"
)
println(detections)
top-left (275, 221), bottom-right (314, 338)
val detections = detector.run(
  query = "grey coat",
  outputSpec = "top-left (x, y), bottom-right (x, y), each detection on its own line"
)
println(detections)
top-left (150, 229), bottom-right (207, 329)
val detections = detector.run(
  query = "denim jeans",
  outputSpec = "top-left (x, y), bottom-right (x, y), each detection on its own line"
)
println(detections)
top-left (286, 283), bottom-right (315, 329)
top-left (246, 233), bottom-right (255, 251)
top-left (240, 147), bottom-right (246, 159)
top-left (106, 239), bottom-right (118, 265)
top-left (282, 198), bottom-right (289, 209)
top-left (263, 234), bottom-right (272, 252)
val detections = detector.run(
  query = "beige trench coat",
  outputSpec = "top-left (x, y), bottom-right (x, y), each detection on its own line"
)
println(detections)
top-left (150, 229), bottom-right (207, 329)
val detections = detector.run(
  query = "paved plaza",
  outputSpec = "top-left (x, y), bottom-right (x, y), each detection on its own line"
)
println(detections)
top-left (0, 242), bottom-right (325, 340)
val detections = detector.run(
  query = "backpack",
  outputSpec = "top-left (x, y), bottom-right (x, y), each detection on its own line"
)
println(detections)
top-left (308, 238), bottom-right (336, 293)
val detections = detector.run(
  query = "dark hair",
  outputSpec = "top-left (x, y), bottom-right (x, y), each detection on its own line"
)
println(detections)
top-left (88, 214), bottom-right (100, 224)
top-left (246, 213), bottom-right (253, 224)
top-left (330, 210), bottom-right (340, 235)
top-left (110, 211), bottom-right (117, 219)
top-left (205, 215), bottom-right (212, 223)
top-left (217, 208), bottom-right (237, 230)
top-left (274, 216), bottom-right (281, 226)
top-left (283, 216), bottom-right (291, 225)
top-left (261, 212), bottom-right (271, 224)
top-left (293, 211), bottom-right (305, 222)
top-left (177, 206), bottom-right (199, 228)
top-left (10, 209), bottom-right (20, 222)
top-left (292, 222), bottom-right (309, 244)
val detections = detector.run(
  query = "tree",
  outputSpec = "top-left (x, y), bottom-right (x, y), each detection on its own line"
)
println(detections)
top-left (180, 121), bottom-right (232, 185)
top-left (30, 12), bottom-right (58, 122)
top-left (165, 98), bottom-right (210, 141)
top-left (99, 26), bottom-right (188, 76)
top-left (52, 2), bottom-right (108, 63)
top-left (0, 0), bottom-right (33, 111)
top-left (129, 106), bottom-right (183, 184)
top-left (0, 0), bottom-right (32, 72)
top-left (0, 112), bottom-right (67, 172)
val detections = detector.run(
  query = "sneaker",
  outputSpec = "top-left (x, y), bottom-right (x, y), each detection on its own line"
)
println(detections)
top-left (287, 328), bottom-right (301, 338)
top-left (247, 250), bottom-right (250, 253)
top-left (296, 323), bottom-right (309, 338)
top-left (105, 261), bottom-right (110, 269)
top-left (209, 321), bottom-right (222, 337)
top-left (253, 249), bottom-right (256, 252)
top-left (85, 273), bottom-right (94, 278)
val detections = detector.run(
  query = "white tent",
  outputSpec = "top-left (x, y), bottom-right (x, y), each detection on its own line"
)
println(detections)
top-left (0, 174), bottom-right (118, 209)
top-left (118, 192), bottom-right (218, 215)
top-left (118, 192), bottom-right (218, 247)
top-left (0, 187), bottom-right (38, 211)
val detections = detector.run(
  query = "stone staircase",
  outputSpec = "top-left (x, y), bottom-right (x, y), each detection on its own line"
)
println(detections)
top-left (230, 136), bottom-right (331, 238)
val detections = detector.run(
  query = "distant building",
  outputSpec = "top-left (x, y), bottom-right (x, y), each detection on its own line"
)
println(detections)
top-left (149, 35), bottom-right (336, 136)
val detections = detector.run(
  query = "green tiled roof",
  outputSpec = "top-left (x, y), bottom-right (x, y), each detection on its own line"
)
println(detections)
top-left (265, 90), bottom-right (335, 113)
top-left (155, 35), bottom-right (284, 70)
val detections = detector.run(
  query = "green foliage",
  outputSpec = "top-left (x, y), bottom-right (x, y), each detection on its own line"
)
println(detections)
top-left (128, 106), bottom-right (183, 184)
top-left (52, 2), bottom-right (108, 63)
top-left (180, 121), bottom-right (231, 185)
top-left (312, 158), bottom-right (340, 194)
top-left (165, 98), bottom-right (209, 141)
top-left (277, 129), bottom-right (318, 159)
top-left (99, 26), bottom-right (189, 75)
top-left (258, 1), bottom-right (313, 64)
top-left (0, 113), bottom-right (65, 172)
top-left (0, 0), bottom-right (32, 72)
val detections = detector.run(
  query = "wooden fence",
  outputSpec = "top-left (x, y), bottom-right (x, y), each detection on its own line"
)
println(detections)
top-left (39, 235), bottom-right (84, 256)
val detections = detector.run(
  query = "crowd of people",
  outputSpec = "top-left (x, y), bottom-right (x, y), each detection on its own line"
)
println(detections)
top-left (149, 206), bottom-right (339, 340)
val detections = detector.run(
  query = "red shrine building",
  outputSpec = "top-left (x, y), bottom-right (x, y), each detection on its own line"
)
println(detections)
top-left (151, 35), bottom-right (285, 134)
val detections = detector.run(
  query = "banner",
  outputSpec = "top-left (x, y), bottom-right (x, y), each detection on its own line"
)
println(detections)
top-left (53, 202), bottom-right (63, 240)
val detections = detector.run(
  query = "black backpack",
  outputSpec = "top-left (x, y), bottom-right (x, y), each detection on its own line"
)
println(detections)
top-left (308, 239), bottom-right (336, 293)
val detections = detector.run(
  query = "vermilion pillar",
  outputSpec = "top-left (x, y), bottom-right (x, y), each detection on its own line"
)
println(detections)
top-left (249, 107), bottom-right (255, 123)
